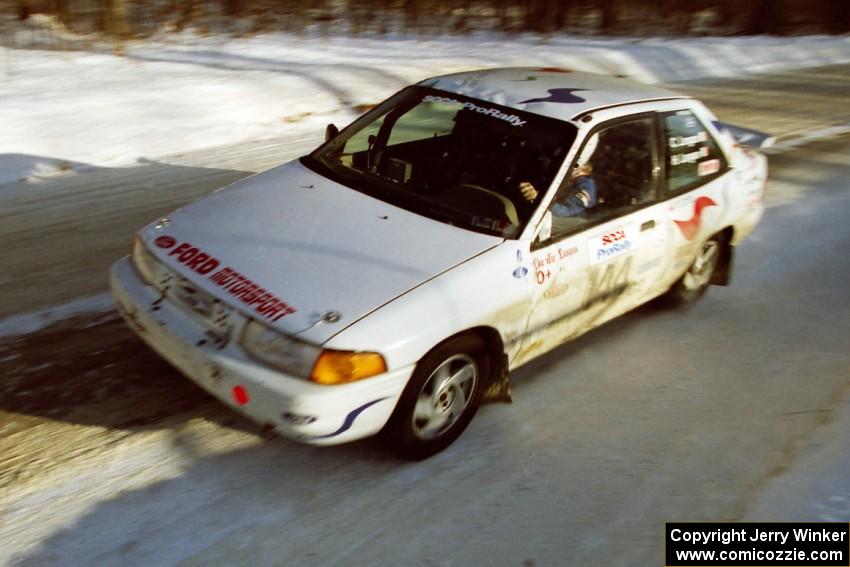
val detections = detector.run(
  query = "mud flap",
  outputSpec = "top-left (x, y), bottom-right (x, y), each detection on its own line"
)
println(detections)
top-left (482, 353), bottom-right (512, 404)
top-left (710, 240), bottom-right (733, 286)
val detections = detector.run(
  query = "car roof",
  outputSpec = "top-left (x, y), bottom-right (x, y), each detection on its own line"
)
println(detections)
top-left (419, 67), bottom-right (688, 122)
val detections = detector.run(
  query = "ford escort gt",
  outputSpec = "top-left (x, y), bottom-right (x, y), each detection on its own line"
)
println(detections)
top-left (111, 68), bottom-right (768, 459)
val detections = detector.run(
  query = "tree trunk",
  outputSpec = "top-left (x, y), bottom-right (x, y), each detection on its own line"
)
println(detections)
top-left (225, 0), bottom-right (247, 18)
top-left (522, 0), bottom-right (549, 33)
top-left (551, 1), bottom-right (571, 31)
top-left (825, 0), bottom-right (850, 33)
top-left (745, 0), bottom-right (783, 34)
top-left (493, 0), bottom-right (511, 32)
top-left (403, 0), bottom-right (419, 32)
top-left (175, 0), bottom-right (195, 31)
top-left (18, 0), bottom-right (30, 20)
top-left (101, 0), bottom-right (132, 37)
top-left (51, 0), bottom-right (71, 25)
top-left (600, 0), bottom-right (617, 31)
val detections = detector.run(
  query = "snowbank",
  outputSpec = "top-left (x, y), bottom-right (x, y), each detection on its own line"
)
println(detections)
top-left (2, 33), bottom-right (849, 184)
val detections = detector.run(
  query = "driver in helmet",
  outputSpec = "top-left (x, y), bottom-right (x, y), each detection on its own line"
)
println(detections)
top-left (519, 133), bottom-right (598, 217)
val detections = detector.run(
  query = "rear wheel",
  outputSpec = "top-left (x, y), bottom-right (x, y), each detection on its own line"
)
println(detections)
top-left (665, 235), bottom-right (722, 305)
top-left (382, 335), bottom-right (488, 460)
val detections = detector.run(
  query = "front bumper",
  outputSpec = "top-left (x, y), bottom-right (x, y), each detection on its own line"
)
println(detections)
top-left (110, 257), bottom-right (412, 445)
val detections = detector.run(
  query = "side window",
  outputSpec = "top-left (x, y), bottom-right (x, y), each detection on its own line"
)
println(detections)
top-left (546, 116), bottom-right (657, 240)
top-left (663, 110), bottom-right (727, 193)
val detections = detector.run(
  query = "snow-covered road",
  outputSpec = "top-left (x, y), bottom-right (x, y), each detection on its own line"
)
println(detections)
top-left (3, 33), bottom-right (850, 184)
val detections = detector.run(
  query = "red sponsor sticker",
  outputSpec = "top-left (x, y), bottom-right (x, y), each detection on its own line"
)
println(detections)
top-left (698, 158), bottom-right (721, 177)
top-left (601, 229), bottom-right (626, 246)
top-left (155, 235), bottom-right (176, 249)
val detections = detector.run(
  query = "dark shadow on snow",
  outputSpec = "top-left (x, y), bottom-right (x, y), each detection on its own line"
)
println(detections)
top-left (0, 156), bottom-right (258, 435)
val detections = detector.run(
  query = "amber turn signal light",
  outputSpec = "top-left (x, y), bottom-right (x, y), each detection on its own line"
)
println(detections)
top-left (310, 350), bottom-right (387, 385)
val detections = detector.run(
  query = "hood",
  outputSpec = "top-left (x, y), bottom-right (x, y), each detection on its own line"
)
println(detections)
top-left (141, 160), bottom-right (501, 344)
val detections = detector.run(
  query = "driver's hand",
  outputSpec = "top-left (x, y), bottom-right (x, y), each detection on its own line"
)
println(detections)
top-left (519, 181), bottom-right (538, 202)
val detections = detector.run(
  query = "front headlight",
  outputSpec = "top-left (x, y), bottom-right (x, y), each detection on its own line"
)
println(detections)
top-left (241, 320), bottom-right (321, 378)
top-left (240, 320), bottom-right (387, 384)
top-left (131, 236), bottom-right (160, 284)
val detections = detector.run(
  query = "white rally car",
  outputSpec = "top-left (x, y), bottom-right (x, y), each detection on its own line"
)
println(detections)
top-left (111, 68), bottom-right (768, 459)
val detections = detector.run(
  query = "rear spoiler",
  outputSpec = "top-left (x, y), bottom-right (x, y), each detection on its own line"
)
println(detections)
top-left (712, 121), bottom-right (775, 149)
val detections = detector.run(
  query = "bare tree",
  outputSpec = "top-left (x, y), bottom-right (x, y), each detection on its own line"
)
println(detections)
top-left (403, 0), bottom-right (419, 32)
top-left (522, 0), bottom-right (551, 33)
top-left (745, 0), bottom-right (783, 34)
top-left (224, 0), bottom-right (247, 18)
top-left (824, 0), bottom-right (850, 33)
top-left (18, 0), bottom-right (32, 20)
top-left (50, 0), bottom-right (70, 24)
top-left (100, 0), bottom-right (131, 36)
top-left (600, 0), bottom-right (617, 31)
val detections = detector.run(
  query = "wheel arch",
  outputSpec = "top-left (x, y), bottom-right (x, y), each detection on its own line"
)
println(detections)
top-left (380, 325), bottom-right (508, 458)
top-left (466, 325), bottom-right (510, 392)
top-left (420, 326), bottom-right (507, 383)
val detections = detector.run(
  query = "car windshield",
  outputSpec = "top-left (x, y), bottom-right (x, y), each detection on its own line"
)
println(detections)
top-left (303, 86), bottom-right (577, 238)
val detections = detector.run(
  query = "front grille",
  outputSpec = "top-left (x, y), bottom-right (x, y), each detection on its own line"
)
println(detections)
top-left (150, 264), bottom-right (234, 339)
top-left (172, 278), bottom-right (233, 334)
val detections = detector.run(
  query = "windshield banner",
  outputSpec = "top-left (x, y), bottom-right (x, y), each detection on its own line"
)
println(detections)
top-left (422, 94), bottom-right (526, 127)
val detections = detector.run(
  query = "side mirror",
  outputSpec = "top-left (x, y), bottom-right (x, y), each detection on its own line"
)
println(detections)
top-left (325, 123), bottom-right (339, 143)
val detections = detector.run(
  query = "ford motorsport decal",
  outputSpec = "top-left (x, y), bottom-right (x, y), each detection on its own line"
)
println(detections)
top-left (159, 239), bottom-right (297, 322)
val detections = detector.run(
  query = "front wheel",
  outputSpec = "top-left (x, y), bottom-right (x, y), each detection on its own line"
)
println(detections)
top-left (664, 235), bottom-right (723, 306)
top-left (382, 335), bottom-right (488, 460)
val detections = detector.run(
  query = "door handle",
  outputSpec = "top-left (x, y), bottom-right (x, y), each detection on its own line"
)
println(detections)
top-left (641, 220), bottom-right (656, 232)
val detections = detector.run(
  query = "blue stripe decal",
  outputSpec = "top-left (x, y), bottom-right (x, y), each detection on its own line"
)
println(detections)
top-left (308, 397), bottom-right (389, 439)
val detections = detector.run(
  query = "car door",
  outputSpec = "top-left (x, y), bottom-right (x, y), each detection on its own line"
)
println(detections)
top-left (514, 114), bottom-right (668, 366)
top-left (657, 108), bottom-right (732, 286)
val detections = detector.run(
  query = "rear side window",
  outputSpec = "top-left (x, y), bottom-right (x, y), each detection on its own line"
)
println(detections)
top-left (663, 110), bottom-right (727, 194)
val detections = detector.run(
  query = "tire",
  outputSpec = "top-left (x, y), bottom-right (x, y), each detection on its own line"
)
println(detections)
top-left (664, 234), bottom-right (723, 306)
top-left (382, 335), bottom-right (489, 460)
